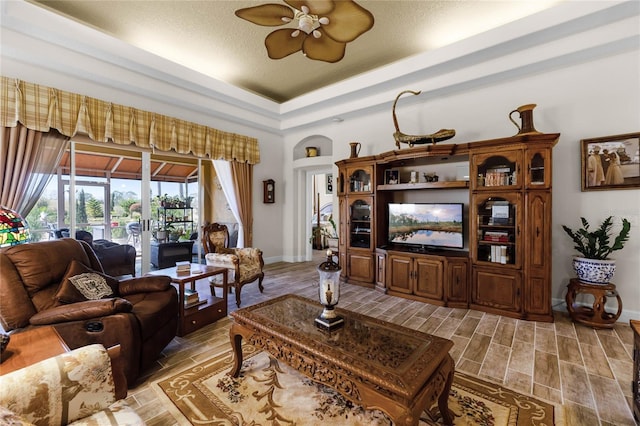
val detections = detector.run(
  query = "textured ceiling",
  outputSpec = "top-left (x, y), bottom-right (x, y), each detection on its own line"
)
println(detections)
top-left (29, 0), bottom-right (561, 103)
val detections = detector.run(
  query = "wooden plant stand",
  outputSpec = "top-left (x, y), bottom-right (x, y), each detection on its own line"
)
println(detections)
top-left (565, 278), bottom-right (622, 328)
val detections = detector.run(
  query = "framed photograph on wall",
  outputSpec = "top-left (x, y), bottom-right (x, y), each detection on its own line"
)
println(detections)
top-left (385, 169), bottom-right (399, 185)
top-left (326, 174), bottom-right (333, 194)
top-left (581, 132), bottom-right (640, 191)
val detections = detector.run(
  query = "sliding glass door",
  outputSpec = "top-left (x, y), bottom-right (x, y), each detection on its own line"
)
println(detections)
top-left (28, 139), bottom-right (200, 275)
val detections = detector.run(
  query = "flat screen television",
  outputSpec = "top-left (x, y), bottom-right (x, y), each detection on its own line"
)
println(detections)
top-left (388, 203), bottom-right (464, 249)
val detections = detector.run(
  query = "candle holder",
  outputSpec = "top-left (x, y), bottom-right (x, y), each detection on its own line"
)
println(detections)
top-left (315, 250), bottom-right (344, 330)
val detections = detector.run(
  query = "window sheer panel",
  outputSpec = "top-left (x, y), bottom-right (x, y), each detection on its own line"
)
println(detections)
top-left (1, 77), bottom-right (260, 164)
top-left (213, 160), bottom-right (243, 247)
top-left (0, 124), bottom-right (69, 215)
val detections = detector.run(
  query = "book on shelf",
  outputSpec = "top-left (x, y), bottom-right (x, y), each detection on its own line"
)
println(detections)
top-left (184, 299), bottom-right (206, 309)
top-left (183, 288), bottom-right (199, 303)
top-left (484, 231), bottom-right (509, 242)
top-left (489, 245), bottom-right (508, 264)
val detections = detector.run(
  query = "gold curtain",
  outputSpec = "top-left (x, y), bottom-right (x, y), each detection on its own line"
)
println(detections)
top-left (0, 77), bottom-right (260, 164)
top-left (230, 161), bottom-right (254, 247)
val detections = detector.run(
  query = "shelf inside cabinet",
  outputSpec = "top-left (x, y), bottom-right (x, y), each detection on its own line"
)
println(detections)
top-left (377, 180), bottom-right (469, 191)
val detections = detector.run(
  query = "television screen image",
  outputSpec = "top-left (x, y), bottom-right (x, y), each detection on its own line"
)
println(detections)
top-left (388, 203), bottom-right (464, 249)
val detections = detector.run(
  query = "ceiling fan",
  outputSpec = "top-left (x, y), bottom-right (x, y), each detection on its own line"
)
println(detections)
top-left (235, 0), bottom-right (374, 63)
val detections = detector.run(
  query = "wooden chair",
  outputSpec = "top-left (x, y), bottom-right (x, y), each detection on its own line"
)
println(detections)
top-left (202, 223), bottom-right (265, 307)
top-left (201, 222), bottom-right (230, 254)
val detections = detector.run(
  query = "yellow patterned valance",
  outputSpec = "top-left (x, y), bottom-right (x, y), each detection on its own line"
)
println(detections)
top-left (0, 77), bottom-right (260, 164)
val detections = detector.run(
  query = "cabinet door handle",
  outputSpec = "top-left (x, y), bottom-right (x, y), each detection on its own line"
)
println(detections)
top-left (536, 226), bottom-right (540, 237)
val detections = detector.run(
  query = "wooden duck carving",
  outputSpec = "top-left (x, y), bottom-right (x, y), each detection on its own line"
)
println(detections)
top-left (392, 90), bottom-right (455, 148)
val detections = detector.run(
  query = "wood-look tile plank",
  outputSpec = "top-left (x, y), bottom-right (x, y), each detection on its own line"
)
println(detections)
top-left (504, 369), bottom-right (532, 395)
top-left (580, 343), bottom-right (614, 379)
top-left (475, 314), bottom-right (499, 336)
top-left (509, 340), bottom-right (534, 375)
top-left (559, 361), bottom-right (595, 408)
top-left (562, 401), bottom-right (599, 426)
top-left (608, 358), bottom-right (633, 397)
top-left (453, 316), bottom-right (480, 338)
top-left (532, 382), bottom-right (562, 404)
top-left (432, 317), bottom-right (461, 339)
top-left (534, 350), bottom-right (560, 389)
top-left (597, 333), bottom-right (633, 361)
top-left (588, 373), bottom-right (636, 425)
top-left (448, 335), bottom-right (470, 364)
top-left (461, 333), bottom-right (492, 364)
top-left (535, 327), bottom-right (557, 354)
top-left (479, 343), bottom-right (510, 382)
top-left (557, 335), bottom-right (583, 364)
top-left (574, 324), bottom-right (599, 346)
top-left (514, 321), bottom-right (535, 343)
top-left (457, 358), bottom-right (481, 375)
top-left (553, 314), bottom-right (578, 338)
top-left (493, 320), bottom-right (515, 347)
top-left (418, 316), bottom-right (444, 334)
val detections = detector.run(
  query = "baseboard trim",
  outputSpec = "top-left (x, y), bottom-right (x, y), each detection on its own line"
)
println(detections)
top-left (552, 297), bottom-right (638, 324)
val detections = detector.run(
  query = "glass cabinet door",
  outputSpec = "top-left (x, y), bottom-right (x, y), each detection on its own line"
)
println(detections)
top-left (347, 165), bottom-right (373, 194)
top-left (472, 193), bottom-right (521, 268)
top-left (525, 148), bottom-right (551, 188)
top-left (349, 198), bottom-right (372, 249)
top-left (472, 151), bottom-right (522, 191)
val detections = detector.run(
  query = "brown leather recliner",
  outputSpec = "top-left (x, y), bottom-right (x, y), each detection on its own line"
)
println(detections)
top-left (0, 238), bottom-right (178, 386)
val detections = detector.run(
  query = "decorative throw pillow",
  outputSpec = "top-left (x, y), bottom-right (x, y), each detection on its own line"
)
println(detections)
top-left (56, 260), bottom-right (119, 304)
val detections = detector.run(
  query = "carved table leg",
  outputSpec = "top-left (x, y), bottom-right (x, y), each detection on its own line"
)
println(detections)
top-left (438, 354), bottom-right (455, 426)
top-left (228, 323), bottom-right (244, 377)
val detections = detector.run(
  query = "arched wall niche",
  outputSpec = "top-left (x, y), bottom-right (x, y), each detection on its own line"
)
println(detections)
top-left (293, 135), bottom-right (332, 160)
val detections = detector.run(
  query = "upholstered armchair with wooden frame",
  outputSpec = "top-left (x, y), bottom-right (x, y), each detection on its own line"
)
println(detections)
top-left (202, 223), bottom-right (265, 307)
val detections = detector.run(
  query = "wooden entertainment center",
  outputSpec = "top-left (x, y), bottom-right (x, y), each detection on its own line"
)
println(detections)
top-left (336, 133), bottom-right (559, 322)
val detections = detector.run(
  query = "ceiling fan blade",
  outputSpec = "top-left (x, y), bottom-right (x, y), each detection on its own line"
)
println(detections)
top-left (322, 0), bottom-right (374, 43)
top-left (284, 0), bottom-right (334, 15)
top-left (235, 4), bottom-right (294, 26)
top-left (303, 33), bottom-right (345, 63)
top-left (265, 29), bottom-right (305, 59)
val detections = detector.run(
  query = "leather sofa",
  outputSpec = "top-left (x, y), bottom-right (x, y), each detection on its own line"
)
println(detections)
top-left (0, 238), bottom-right (178, 385)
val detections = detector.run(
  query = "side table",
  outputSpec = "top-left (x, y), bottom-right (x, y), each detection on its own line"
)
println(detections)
top-left (0, 326), bottom-right (69, 375)
top-left (148, 264), bottom-right (228, 336)
top-left (565, 278), bottom-right (622, 328)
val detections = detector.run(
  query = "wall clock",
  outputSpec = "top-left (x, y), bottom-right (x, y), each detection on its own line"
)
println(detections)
top-left (263, 179), bottom-right (275, 203)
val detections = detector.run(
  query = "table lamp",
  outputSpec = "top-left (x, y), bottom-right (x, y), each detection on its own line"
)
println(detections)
top-left (0, 206), bottom-right (31, 248)
top-left (315, 249), bottom-right (344, 330)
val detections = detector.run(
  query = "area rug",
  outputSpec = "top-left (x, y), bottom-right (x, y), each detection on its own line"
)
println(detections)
top-left (154, 344), bottom-right (559, 425)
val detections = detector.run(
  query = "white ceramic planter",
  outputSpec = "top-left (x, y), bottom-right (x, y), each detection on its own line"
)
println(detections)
top-left (572, 257), bottom-right (616, 285)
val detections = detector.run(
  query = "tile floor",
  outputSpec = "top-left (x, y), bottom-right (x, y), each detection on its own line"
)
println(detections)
top-left (127, 255), bottom-right (637, 425)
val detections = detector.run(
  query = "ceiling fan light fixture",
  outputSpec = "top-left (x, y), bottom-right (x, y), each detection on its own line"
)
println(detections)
top-left (297, 13), bottom-right (315, 33)
top-left (236, 0), bottom-right (374, 62)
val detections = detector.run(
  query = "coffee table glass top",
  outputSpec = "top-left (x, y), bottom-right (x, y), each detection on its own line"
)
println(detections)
top-left (232, 294), bottom-right (452, 380)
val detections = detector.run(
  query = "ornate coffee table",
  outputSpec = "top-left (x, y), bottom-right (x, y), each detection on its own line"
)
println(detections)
top-left (229, 294), bottom-right (454, 425)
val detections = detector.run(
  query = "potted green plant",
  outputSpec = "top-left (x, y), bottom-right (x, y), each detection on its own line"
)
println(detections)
top-left (562, 216), bottom-right (631, 284)
top-left (310, 215), bottom-right (338, 250)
